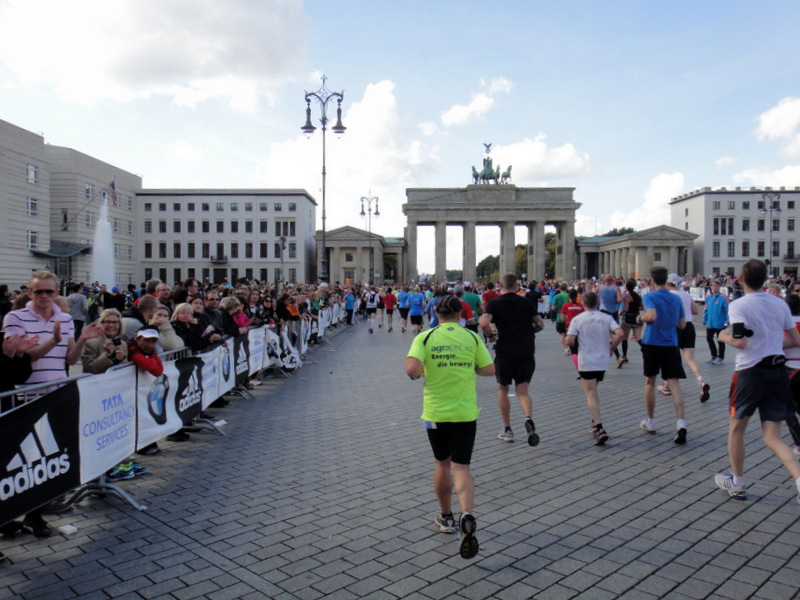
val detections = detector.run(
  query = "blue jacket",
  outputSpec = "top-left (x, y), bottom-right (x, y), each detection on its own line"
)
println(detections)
top-left (703, 292), bottom-right (729, 329)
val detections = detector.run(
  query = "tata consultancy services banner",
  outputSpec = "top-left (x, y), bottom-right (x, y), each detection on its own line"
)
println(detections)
top-left (77, 369), bottom-right (137, 482)
top-left (0, 383), bottom-right (81, 525)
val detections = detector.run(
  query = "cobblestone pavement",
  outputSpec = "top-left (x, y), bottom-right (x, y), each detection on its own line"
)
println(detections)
top-left (2, 316), bottom-right (800, 600)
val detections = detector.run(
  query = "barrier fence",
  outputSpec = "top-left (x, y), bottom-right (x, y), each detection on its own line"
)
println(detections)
top-left (0, 302), bottom-right (346, 526)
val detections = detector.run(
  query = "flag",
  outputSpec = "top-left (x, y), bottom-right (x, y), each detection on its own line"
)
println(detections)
top-left (103, 181), bottom-right (117, 206)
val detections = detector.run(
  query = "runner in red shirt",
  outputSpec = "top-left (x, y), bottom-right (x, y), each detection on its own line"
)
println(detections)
top-left (382, 287), bottom-right (398, 333)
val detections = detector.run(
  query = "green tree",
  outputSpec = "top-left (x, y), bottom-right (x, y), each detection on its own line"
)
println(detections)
top-left (601, 227), bottom-right (635, 237)
top-left (476, 254), bottom-right (499, 280)
top-left (383, 254), bottom-right (398, 281)
top-left (545, 232), bottom-right (556, 278)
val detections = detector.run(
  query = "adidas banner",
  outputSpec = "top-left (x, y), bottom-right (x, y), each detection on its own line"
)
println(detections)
top-left (232, 335), bottom-right (251, 388)
top-left (248, 328), bottom-right (265, 376)
top-left (76, 369), bottom-right (137, 482)
top-left (0, 383), bottom-right (81, 525)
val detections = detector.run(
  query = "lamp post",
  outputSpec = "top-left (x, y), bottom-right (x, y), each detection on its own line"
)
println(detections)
top-left (761, 191), bottom-right (781, 277)
top-left (302, 75), bottom-right (346, 283)
top-left (360, 194), bottom-right (380, 284)
top-left (279, 235), bottom-right (287, 291)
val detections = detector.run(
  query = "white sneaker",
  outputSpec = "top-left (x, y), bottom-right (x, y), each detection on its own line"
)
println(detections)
top-left (714, 473), bottom-right (748, 499)
top-left (640, 419), bottom-right (656, 433)
top-left (497, 428), bottom-right (514, 442)
top-left (434, 513), bottom-right (458, 533)
top-left (657, 382), bottom-right (671, 396)
top-left (713, 357), bottom-right (724, 365)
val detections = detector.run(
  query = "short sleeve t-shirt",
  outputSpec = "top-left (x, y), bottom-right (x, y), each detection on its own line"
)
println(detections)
top-left (408, 323), bottom-right (493, 422)
top-left (642, 288), bottom-right (684, 346)
top-left (729, 291), bottom-right (794, 370)
top-left (567, 310), bottom-right (620, 372)
top-left (485, 292), bottom-right (537, 356)
top-left (408, 293), bottom-right (426, 316)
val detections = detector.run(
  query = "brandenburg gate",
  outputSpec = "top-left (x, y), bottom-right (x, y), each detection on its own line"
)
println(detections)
top-left (402, 185), bottom-right (581, 282)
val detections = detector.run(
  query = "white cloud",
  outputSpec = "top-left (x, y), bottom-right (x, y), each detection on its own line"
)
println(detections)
top-left (715, 156), bottom-right (735, 168)
top-left (440, 77), bottom-right (513, 127)
top-left (732, 164), bottom-right (800, 188)
top-left (165, 140), bottom-right (205, 163)
top-left (755, 96), bottom-right (800, 157)
top-left (490, 134), bottom-right (591, 183)
top-left (0, 0), bottom-right (309, 108)
top-left (609, 172), bottom-right (684, 231)
top-left (418, 121), bottom-right (440, 136)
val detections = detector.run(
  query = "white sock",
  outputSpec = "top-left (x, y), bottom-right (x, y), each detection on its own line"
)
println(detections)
top-left (733, 474), bottom-right (745, 486)
top-left (795, 477), bottom-right (800, 493)
top-left (677, 419), bottom-right (686, 430)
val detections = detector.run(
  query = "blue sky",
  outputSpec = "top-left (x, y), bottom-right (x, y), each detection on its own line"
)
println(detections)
top-left (1, 1), bottom-right (799, 275)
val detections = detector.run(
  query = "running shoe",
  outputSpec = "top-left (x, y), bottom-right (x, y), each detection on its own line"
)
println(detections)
top-left (674, 427), bottom-right (687, 444)
top-left (714, 473), bottom-right (748, 499)
top-left (700, 381), bottom-right (710, 403)
top-left (107, 464), bottom-right (135, 482)
top-left (524, 418), bottom-right (540, 447)
top-left (594, 428), bottom-right (609, 446)
top-left (640, 419), bottom-right (656, 433)
top-left (617, 356), bottom-right (628, 369)
top-left (497, 428), bottom-right (514, 442)
top-left (434, 513), bottom-right (458, 533)
top-left (459, 513), bottom-right (479, 559)
top-left (657, 382), bottom-right (671, 396)
top-left (129, 462), bottom-right (149, 476)
top-left (713, 357), bottom-right (724, 365)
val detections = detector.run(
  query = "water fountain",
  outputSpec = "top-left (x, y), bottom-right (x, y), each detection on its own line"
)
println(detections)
top-left (91, 198), bottom-right (116, 286)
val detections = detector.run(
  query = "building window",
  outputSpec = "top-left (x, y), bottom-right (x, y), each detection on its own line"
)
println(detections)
top-left (260, 242), bottom-right (268, 258)
top-left (159, 221), bottom-right (167, 233)
top-left (86, 211), bottom-right (95, 228)
top-left (685, 222), bottom-right (688, 230)
top-left (216, 202), bottom-right (224, 211)
top-left (788, 218), bottom-right (795, 232)
top-left (274, 203), bottom-right (282, 211)
top-left (742, 241), bottom-right (750, 257)
top-left (742, 201), bottom-right (750, 210)
top-left (26, 164), bottom-right (38, 184)
top-left (288, 202), bottom-right (297, 212)
top-left (728, 217), bottom-right (734, 234)
top-left (727, 241), bottom-right (735, 257)
top-left (230, 203), bottom-right (238, 212)
top-left (202, 243), bottom-right (210, 259)
top-left (202, 203), bottom-right (210, 211)
top-left (144, 220), bottom-right (152, 234)
top-left (758, 200), bottom-right (765, 210)
top-left (174, 221), bottom-right (181, 233)
top-left (274, 242), bottom-right (282, 256)
top-left (171, 203), bottom-right (180, 211)
top-left (788, 200), bottom-right (795, 209)
top-left (712, 201), bottom-right (720, 210)
top-left (773, 219), bottom-right (780, 232)
top-left (230, 243), bottom-right (239, 259)
top-left (187, 203), bottom-right (195, 211)
top-left (216, 220), bottom-right (224, 233)
top-left (245, 202), bottom-right (253, 212)
top-left (260, 220), bottom-right (268, 233)
top-left (788, 240), bottom-right (796, 259)
top-left (757, 219), bottom-right (765, 232)
top-left (245, 243), bottom-right (253, 259)
top-left (684, 208), bottom-right (688, 217)
top-left (173, 268), bottom-right (181, 284)
top-left (85, 183), bottom-right (94, 199)
top-left (113, 244), bottom-right (120, 259)
top-left (173, 243), bottom-right (181, 259)
top-left (712, 242), bottom-right (720, 258)
top-left (231, 221), bottom-right (239, 233)
top-left (113, 218), bottom-right (120, 233)
top-left (289, 222), bottom-right (296, 236)
top-left (187, 221), bottom-right (195, 234)
top-left (757, 241), bottom-right (765, 257)
top-left (245, 221), bottom-right (253, 233)
top-left (289, 268), bottom-right (297, 282)
top-left (127, 245), bottom-right (133, 260)
top-left (288, 242), bottom-right (297, 259)
top-left (159, 243), bottom-right (167, 259)
top-left (260, 268), bottom-right (268, 282)
top-left (158, 203), bottom-right (166, 212)
top-left (26, 197), bottom-right (38, 217)
top-left (187, 242), bottom-right (195, 259)
top-left (773, 240), bottom-right (780, 258)
top-left (144, 203), bottom-right (152, 212)
top-left (127, 220), bottom-right (133, 235)
top-left (742, 219), bottom-right (750, 232)
top-left (728, 201), bottom-right (735, 210)
top-left (202, 221), bottom-right (210, 233)
top-left (144, 243), bottom-right (152, 258)
top-left (653, 251), bottom-right (662, 262)
top-left (345, 253), bottom-right (353, 262)
top-left (713, 218), bottom-right (719, 235)
top-left (26, 230), bottom-right (38, 250)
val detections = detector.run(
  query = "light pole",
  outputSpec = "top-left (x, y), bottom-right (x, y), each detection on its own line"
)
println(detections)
top-left (302, 75), bottom-right (346, 283)
top-left (279, 235), bottom-right (287, 291)
top-left (360, 194), bottom-right (380, 284)
top-left (761, 191), bottom-right (781, 277)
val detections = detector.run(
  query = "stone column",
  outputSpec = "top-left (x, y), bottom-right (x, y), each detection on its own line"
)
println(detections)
top-left (406, 220), bottom-right (418, 283)
top-left (686, 245), bottom-right (694, 277)
top-left (502, 220), bottom-right (516, 276)
top-left (527, 221), bottom-right (546, 281)
top-left (331, 246), bottom-right (341, 284)
top-left (374, 244), bottom-right (384, 284)
top-left (462, 220), bottom-right (476, 283)
top-left (669, 245), bottom-right (677, 274)
top-left (435, 220), bottom-right (447, 283)
top-left (562, 219), bottom-right (576, 281)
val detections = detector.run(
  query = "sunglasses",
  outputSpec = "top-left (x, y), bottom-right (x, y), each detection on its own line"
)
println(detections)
top-left (33, 289), bottom-right (57, 296)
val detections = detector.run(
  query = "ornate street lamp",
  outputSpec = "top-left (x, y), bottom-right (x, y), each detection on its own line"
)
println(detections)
top-left (761, 191), bottom-right (781, 276)
top-left (360, 194), bottom-right (380, 284)
top-left (302, 75), bottom-right (346, 283)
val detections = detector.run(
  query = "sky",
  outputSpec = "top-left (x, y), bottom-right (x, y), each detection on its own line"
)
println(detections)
top-left (2, 0), bottom-right (800, 276)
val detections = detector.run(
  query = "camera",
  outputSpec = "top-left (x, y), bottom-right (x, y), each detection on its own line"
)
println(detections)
top-left (112, 337), bottom-right (121, 346)
top-left (731, 322), bottom-right (753, 339)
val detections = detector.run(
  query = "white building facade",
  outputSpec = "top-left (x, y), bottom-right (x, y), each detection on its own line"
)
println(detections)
top-left (670, 186), bottom-right (800, 278)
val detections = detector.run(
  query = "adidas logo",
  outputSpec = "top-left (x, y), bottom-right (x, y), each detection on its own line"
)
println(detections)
top-left (1, 413), bottom-right (70, 501)
top-left (235, 347), bottom-right (249, 376)
top-left (178, 369), bottom-right (203, 412)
